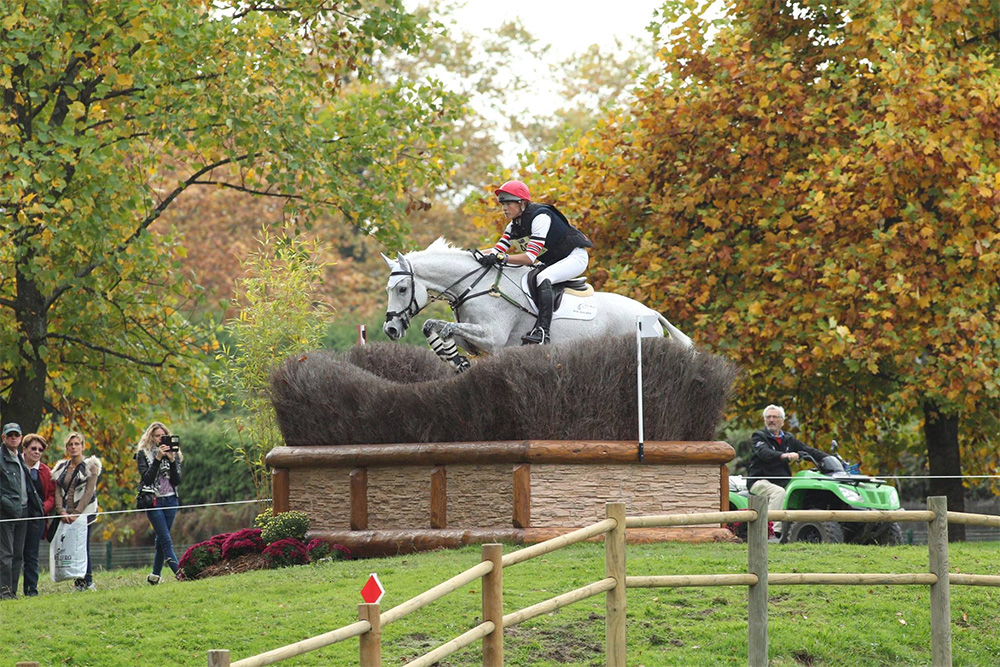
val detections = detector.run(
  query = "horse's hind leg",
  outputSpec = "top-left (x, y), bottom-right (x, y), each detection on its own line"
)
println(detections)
top-left (423, 320), bottom-right (471, 373)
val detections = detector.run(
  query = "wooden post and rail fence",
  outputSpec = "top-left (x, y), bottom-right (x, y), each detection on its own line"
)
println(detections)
top-left (198, 496), bottom-right (1000, 667)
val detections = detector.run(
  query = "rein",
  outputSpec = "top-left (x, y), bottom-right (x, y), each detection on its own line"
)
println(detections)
top-left (386, 253), bottom-right (534, 328)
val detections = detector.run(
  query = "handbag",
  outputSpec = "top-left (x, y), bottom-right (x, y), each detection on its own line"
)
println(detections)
top-left (50, 515), bottom-right (88, 582)
top-left (136, 488), bottom-right (156, 510)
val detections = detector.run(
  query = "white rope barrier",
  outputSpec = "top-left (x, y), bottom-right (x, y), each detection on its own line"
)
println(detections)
top-left (736, 474), bottom-right (1000, 481)
top-left (0, 498), bottom-right (270, 524)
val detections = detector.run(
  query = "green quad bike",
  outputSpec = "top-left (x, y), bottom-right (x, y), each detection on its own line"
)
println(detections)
top-left (728, 442), bottom-right (904, 545)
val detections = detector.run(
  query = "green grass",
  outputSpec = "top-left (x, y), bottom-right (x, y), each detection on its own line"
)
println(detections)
top-left (3, 542), bottom-right (1000, 666)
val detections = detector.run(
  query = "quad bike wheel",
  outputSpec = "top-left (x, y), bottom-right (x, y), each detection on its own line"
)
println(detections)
top-left (873, 522), bottom-right (904, 546)
top-left (783, 520), bottom-right (845, 544)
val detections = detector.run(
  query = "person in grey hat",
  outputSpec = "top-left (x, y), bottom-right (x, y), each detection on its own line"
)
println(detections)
top-left (1, 423), bottom-right (43, 600)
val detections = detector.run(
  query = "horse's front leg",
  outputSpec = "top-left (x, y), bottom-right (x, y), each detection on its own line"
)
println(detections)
top-left (422, 319), bottom-right (498, 374)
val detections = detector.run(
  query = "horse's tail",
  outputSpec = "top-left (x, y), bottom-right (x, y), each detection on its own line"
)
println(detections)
top-left (657, 313), bottom-right (694, 349)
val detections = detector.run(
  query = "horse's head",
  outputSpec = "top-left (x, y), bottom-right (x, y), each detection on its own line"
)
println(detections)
top-left (382, 252), bottom-right (428, 340)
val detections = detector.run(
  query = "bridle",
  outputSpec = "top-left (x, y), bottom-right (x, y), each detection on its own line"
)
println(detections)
top-left (385, 257), bottom-right (423, 332)
top-left (384, 253), bottom-right (533, 332)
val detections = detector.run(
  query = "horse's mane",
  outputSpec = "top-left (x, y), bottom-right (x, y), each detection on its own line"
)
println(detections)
top-left (406, 237), bottom-right (469, 259)
top-left (401, 236), bottom-right (527, 277)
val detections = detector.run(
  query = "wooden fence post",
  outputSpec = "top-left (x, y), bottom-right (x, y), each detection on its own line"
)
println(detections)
top-left (927, 495), bottom-right (952, 666)
top-left (359, 603), bottom-right (382, 667)
top-left (206, 649), bottom-right (230, 667)
top-left (431, 466), bottom-right (447, 528)
top-left (747, 495), bottom-right (769, 667)
top-left (271, 468), bottom-right (289, 514)
top-left (482, 543), bottom-right (504, 666)
top-left (350, 467), bottom-right (368, 530)
top-left (605, 501), bottom-right (627, 667)
top-left (512, 464), bottom-right (531, 528)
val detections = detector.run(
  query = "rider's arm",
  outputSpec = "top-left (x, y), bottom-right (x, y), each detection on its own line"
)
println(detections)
top-left (750, 432), bottom-right (785, 461)
top-left (490, 223), bottom-right (514, 255)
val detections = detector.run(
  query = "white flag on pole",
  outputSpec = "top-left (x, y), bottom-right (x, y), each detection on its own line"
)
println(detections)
top-left (636, 314), bottom-right (659, 461)
top-left (637, 314), bottom-right (660, 338)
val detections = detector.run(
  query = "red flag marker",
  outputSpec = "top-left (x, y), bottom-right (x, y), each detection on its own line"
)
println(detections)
top-left (361, 573), bottom-right (385, 604)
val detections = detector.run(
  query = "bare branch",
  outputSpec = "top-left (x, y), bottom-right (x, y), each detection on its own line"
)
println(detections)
top-left (45, 153), bottom-right (249, 309)
top-left (45, 333), bottom-right (175, 367)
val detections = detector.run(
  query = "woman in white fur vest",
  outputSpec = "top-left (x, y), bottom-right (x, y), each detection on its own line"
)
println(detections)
top-left (52, 431), bottom-right (102, 592)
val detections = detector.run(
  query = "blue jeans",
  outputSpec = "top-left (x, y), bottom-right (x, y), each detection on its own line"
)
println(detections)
top-left (147, 495), bottom-right (179, 576)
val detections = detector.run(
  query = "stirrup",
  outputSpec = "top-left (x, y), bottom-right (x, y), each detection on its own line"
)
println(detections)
top-left (520, 327), bottom-right (550, 345)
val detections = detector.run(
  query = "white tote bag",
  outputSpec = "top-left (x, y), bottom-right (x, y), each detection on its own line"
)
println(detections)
top-left (50, 515), bottom-right (88, 582)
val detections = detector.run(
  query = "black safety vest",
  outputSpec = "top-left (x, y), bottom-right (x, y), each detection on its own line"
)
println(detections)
top-left (509, 203), bottom-right (593, 265)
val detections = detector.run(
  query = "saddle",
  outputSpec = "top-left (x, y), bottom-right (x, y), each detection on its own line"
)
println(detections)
top-left (524, 266), bottom-right (594, 311)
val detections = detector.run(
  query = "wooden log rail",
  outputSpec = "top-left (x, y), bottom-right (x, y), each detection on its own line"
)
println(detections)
top-left (207, 498), bottom-right (1000, 667)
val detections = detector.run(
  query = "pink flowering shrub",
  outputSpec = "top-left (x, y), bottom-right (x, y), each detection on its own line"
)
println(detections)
top-left (209, 532), bottom-right (231, 547)
top-left (263, 538), bottom-right (310, 568)
top-left (306, 539), bottom-right (352, 561)
top-left (179, 540), bottom-right (222, 580)
top-left (306, 539), bottom-right (332, 560)
top-left (221, 528), bottom-right (265, 560)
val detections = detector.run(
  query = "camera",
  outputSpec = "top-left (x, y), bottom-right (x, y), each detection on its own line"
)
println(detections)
top-left (159, 434), bottom-right (180, 451)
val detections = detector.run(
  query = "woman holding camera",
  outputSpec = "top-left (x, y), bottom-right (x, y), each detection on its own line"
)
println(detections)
top-left (135, 421), bottom-right (182, 585)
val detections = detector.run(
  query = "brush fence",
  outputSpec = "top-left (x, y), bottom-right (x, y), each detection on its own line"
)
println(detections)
top-left (266, 439), bottom-right (736, 556)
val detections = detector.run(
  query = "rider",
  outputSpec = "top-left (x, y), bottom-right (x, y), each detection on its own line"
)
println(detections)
top-left (478, 179), bottom-right (593, 345)
top-left (747, 404), bottom-right (830, 511)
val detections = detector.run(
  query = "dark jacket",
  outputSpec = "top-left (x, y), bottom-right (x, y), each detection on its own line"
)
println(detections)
top-left (136, 449), bottom-right (182, 498)
top-left (746, 429), bottom-right (828, 490)
top-left (510, 203), bottom-right (593, 265)
top-left (1, 446), bottom-right (43, 519)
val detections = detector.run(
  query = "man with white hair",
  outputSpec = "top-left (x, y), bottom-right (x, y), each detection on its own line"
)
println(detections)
top-left (747, 405), bottom-right (829, 512)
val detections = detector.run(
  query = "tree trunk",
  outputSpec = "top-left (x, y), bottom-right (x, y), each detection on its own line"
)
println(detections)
top-left (923, 402), bottom-right (965, 542)
top-left (0, 266), bottom-right (49, 434)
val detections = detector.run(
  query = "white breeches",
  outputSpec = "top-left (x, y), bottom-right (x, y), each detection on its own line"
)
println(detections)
top-left (536, 248), bottom-right (589, 286)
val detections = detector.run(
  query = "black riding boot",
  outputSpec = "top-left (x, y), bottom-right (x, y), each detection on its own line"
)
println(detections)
top-left (522, 279), bottom-right (553, 345)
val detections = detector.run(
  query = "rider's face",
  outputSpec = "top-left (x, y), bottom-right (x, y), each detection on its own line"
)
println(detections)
top-left (764, 410), bottom-right (784, 435)
top-left (500, 200), bottom-right (523, 221)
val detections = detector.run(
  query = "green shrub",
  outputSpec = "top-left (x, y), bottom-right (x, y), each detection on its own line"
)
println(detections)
top-left (253, 508), bottom-right (273, 530)
top-left (256, 509), bottom-right (310, 544)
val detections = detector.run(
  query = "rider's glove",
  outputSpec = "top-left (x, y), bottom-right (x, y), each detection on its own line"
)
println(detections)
top-left (477, 253), bottom-right (500, 267)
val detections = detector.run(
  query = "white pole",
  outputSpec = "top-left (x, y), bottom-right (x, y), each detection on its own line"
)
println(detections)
top-left (636, 317), bottom-right (644, 462)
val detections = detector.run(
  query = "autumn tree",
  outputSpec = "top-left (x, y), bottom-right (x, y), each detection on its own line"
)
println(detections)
top-left (1, 2), bottom-right (464, 438)
top-left (550, 0), bottom-right (1000, 535)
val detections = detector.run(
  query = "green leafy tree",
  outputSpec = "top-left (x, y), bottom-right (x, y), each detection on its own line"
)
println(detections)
top-left (216, 227), bottom-right (329, 498)
top-left (1, 1), bottom-right (464, 435)
top-left (549, 0), bottom-right (1000, 537)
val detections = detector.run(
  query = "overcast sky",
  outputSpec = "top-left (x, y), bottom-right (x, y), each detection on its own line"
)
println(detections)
top-left (409, 1), bottom-right (668, 163)
top-left (449, 0), bottom-right (666, 59)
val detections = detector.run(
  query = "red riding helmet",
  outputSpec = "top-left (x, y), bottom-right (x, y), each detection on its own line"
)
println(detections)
top-left (494, 180), bottom-right (531, 202)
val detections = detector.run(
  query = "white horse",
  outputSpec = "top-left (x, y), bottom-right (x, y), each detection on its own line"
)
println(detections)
top-left (381, 238), bottom-right (693, 372)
